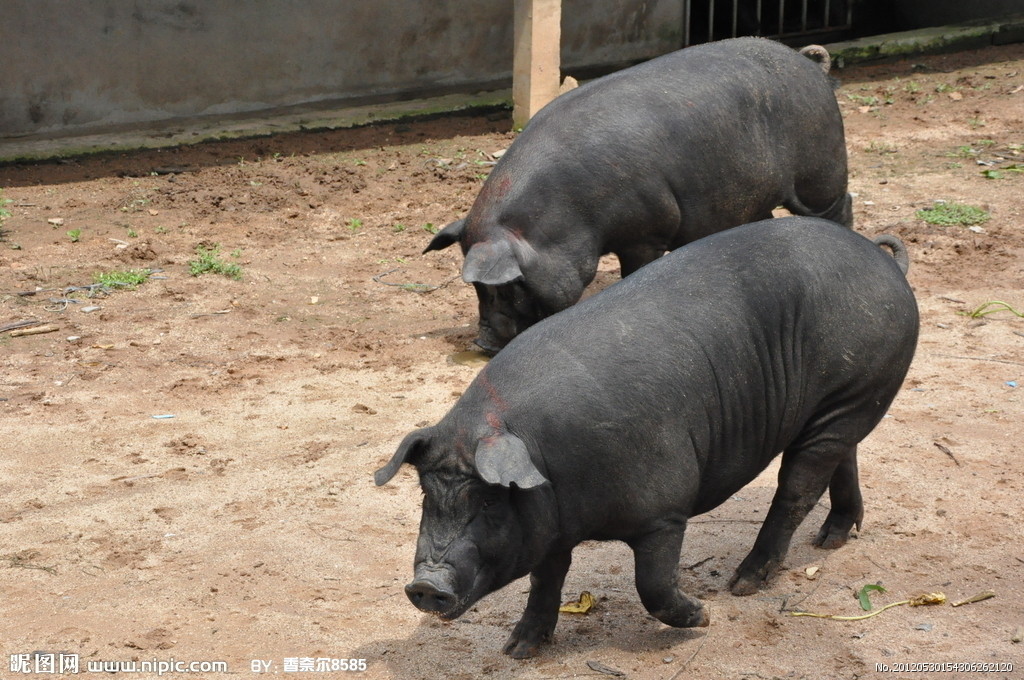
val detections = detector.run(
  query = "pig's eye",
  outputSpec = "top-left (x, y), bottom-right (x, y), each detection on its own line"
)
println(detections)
top-left (480, 489), bottom-right (503, 509)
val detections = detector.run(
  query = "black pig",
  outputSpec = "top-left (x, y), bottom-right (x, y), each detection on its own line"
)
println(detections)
top-left (378, 217), bottom-right (918, 658)
top-left (424, 37), bottom-right (851, 353)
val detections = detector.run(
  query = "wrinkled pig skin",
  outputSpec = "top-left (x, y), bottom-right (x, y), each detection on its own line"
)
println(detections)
top-left (378, 217), bottom-right (918, 658)
top-left (424, 37), bottom-right (852, 353)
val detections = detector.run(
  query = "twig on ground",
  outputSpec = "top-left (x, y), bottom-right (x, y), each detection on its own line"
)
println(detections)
top-left (9, 324), bottom-right (59, 337)
top-left (681, 556), bottom-right (713, 571)
top-left (0, 319), bottom-right (42, 333)
top-left (668, 629), bottom-right (710, 680)
top-left (932, 353), bottom-right (1024, 367)
top-left (373, 268), bottom-right (457, 293)
top-left (933, 442), bottom-right (960, 466)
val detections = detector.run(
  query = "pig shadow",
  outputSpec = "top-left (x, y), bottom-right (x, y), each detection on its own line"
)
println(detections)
top-left (358, 482), bottom-right (842, 676)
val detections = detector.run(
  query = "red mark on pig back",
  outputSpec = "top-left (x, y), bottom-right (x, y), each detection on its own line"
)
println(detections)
top-left (477, 368), bottom-right (509, 432)
top-left (467, 175), bottom-right (514, 240)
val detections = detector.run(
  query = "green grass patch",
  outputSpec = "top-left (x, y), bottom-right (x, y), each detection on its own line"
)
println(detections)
top-left (0, 189), bottom-right (11, 222)
top-left (93, 268), bottom-right (151, 290)
top-left (965, 301), bottom-right (1023, 319)
top-left (189, 245), bottom-right (243, 280)
top-left (915, 202), bottom-right (990, 227)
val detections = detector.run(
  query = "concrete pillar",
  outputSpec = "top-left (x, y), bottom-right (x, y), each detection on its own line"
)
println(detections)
top-left (513, 0), bottom-right (562, 129)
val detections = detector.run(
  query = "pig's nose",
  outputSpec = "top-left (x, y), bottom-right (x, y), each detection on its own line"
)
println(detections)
top-left (405, 581), bottom-right (457, 613)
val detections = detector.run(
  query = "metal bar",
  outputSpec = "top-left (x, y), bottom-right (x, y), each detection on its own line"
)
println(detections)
top-left (683, 0), bottom-right (691, 46)
top-left (778, 0), bottom-right (785, 37)
top-left (801, 0), bottom-right (808, 33)
top-left (756, 0), bottom-right (762, 35)
top-left (732, 0), bottom-right (739, 38)
top-left (708, 0), bottom-right (715, 43)
top-left (824, 0), bottom-right (831, 28)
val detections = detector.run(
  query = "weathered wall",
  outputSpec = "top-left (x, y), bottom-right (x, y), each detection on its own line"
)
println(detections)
top-left (0, 0), bottom-right (683, 138)
top-left (892, 0), bottom-right (1022, 29)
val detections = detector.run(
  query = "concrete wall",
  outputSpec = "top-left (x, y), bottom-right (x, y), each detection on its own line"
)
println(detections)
top-left (0, 0), bottom-right (684, 138)
top-left (891, 0), bottom-right (1023, 29)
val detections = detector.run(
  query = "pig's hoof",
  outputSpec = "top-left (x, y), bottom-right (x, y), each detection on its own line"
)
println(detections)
top-left (650, 602), bottom-right (709, 628)
top-left (502, 634), bottom-right (543, 659)
top-left (728, 573), bottom-right (762, 596)
top-left (813, 512), bottom-right (859, 549)
top-left (502, 620), bottom-right (553, 659)
top-left (728, 562), bottom-right (774, 595)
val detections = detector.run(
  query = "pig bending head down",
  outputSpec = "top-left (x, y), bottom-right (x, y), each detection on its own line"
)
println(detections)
top-left (425, 37), bottom-right (852, 353)
top-left (378, 217), bottom-right (919, 658)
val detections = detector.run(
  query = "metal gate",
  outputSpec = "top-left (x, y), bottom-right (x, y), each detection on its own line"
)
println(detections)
top-left (683, 0), bottom-right (854, 46)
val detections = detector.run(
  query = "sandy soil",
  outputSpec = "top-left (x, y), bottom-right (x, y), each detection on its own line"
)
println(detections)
top-left (1, 43), bottom-right (1023, 680)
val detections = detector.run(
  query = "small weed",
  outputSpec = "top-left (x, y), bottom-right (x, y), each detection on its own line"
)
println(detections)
top-left (189, 244), bottom-right (243, 280)
top-left (345, 218), bottom-right (363, 232)
top-left (965, 301), bottom-right (1023, 319)
top-left (126, 228), bottom-right (138, 238)
top-left (904, 81), bottom-right (922, 94)
top-left (865, 140), bottom-right (897, 154)
top-left (975, 139), bottom-right (996, 147)
top-left (422, 223), bottom-right (439, 235)
top-left (67, 229), bottom-right (81, 243)
top-left (0, 189), bottom-right (12, 221)
top-left (915, 202), bottom-right (990, 227)
top-left (231, 248), bottom-right (242, 258)
top-left (982, 164), bottom-right (1024, 180)
top-left (946, 162), bottom-right (963, 169)
top-left (847, 94), bottom-right (879, 106)
top-left (119, 194), bottom-right (151, 213)
top-left (354, 160), bottom-right (367, 166)
top-left (93, 268), bottom-right (151, 290)
top-left (0, 189), bottom-right (12, 239)
top-left (946, 145), bottom-right (978, 159)
top-left (155, 226), bottom-right (169, 234)
top-left (935, 83), bottom-right (955, 93)
top-left (968, 118), bottom-right (986, 129)
top-left (392, 223), bottom-right (407, 233)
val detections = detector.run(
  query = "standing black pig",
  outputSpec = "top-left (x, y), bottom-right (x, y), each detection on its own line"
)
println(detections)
top-left (424, 37), bottom-right (852, 353)
top-left (377, 217), bottom-right (918, 658)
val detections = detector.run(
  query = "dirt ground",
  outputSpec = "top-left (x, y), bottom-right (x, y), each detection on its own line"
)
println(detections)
top-left (1, 43), bottom-right (1022, 680)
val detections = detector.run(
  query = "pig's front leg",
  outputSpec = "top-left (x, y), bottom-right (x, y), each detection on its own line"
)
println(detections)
top-left (630, 521), bottom-right (710, 628)
top-left (503, 550), bottom-right (572, 659)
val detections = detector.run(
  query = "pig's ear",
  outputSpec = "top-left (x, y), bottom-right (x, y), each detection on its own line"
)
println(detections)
top-left (375, 428), bottom-right (431, 486)
top-left (474, 433), bottom-right (548, 489)
top-left (462, 238), bottom-right (523, 286)
top-left (423, 219), bottom-right (465, 253)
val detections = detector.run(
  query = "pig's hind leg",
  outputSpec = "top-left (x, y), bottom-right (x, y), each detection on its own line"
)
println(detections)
top-left (729, 441), bottom-right (853, 595)
top-left (503, 550), bottom-right (572, 659)
top-left (813, 447), bottom-right (863, 549)
top-left (629, 521), bottom-right (710, 628)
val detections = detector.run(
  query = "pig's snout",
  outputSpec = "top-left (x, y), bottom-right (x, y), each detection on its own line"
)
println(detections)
top-left (405, 580), bottom-right (457, 614)
top-left (475, 317), bottom-right (516, 355)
